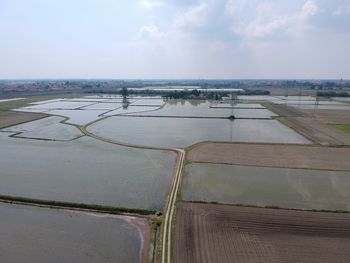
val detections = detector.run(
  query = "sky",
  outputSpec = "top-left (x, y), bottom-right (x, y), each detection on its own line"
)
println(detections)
top-left (0, 0), bottom-right (349, 79)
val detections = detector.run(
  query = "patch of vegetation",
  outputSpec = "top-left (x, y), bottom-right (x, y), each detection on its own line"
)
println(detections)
top-left (149, 216), bottom-right (162, 231)
top-left (0, 195), bottom-right (155, 215)
top-left (317, 91), bottom-right (350, 97)
top-left (183, 159), bottom-right (192, 166)
top-left (187, 200), bottom-right (349, 213)
top-left (333, 124), bottom-right (350, 134)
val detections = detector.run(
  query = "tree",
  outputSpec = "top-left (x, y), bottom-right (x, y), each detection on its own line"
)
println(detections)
top-left (121, 87), bottom-right (129, 98)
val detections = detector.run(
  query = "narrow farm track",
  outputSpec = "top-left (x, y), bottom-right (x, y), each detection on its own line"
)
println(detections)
top-left (162, 148), bottom-right (185, 263)
top-left (79, 120), bottom-right (185, 263)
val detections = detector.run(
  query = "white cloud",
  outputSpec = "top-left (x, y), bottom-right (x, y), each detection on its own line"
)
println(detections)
top-left (225, 0), bottom-right (246, 16)
top-left (208, 40), bottom-right (230, 53)
top-left (233, 0), bottom-right (319, 38)
top-left (139, 0), bottom-right (164, 9)
top-left (138, 22), bottom-right (163, 39)
top-left (301, 0), bottom-right (319, 18)
top-left (333, 3), bottom-right (350, 16)
top-left (173, 3), bottom-right (210, 28)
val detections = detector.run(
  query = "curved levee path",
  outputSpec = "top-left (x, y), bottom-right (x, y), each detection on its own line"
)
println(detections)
top-left (80, 117), bottom-right (185, 263)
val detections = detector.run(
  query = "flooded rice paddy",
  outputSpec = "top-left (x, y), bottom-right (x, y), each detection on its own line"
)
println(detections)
top-left (2, 116), bottom-right (82, 141)
top-left (0, 133), bottom-right (176, 211)
top-left (88, 116), bottom-right (310, 148)
top-left (80, 102), bottom-right (123, 110)
top-left (15, 97), bottom-right (167, 125)
top-left (104, 106), bottom-right (161, 116)
top-left (44, 109), bottom-right (105, 125)
top-left (0, 203), bottom-right (144, 263)
top-left (182, 163), bottom-right (350, 211)
top-left (134, 100), bottom-right (277, 118)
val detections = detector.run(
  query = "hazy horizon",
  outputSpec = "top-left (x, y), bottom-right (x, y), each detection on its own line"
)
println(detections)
top-left (1, 0), bottom-right (350, 79)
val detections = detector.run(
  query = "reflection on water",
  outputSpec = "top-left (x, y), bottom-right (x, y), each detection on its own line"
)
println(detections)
top-left (183, 163), bottom-right (350, 211)
top-left (0, 133), bottom-right (176, 210)
top-left (0, 203), bottom-right (141, 263)
top-left (89, 116), bottom-right (310, 148)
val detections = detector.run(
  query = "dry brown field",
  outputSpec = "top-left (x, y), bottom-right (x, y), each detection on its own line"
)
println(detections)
top-left (173, 202), bottom-right (350, 263)
top-left (188, 143), bottom-right (350, 171)
top-left (264, 103), bottom-right (306, 117)
top-left (264, 104), bottom-right (350, 145)
top-left (301, 109), bottom-right (350, 124)
top-left (278, 116), bottom-right (350, 145)
top-left (0, 111), bottom-right (48, 129)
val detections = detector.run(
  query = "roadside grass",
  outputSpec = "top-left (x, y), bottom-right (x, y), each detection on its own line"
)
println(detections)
top-left (186, 200), bottom-right (349, 214)
top-left (333, 124), bottom-right (350, 134)
top-left (0, 195), bottom-right (155, 215)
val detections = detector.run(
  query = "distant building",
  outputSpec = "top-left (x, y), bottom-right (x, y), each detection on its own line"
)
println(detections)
top-left (228, 93), bottom-right (238, 100)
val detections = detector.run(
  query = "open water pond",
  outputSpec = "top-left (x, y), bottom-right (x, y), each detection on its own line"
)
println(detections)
top-left (182, 163), bottom-right (350, 211)
top-left (0, 203), bottom-right (144, 263)
top-left (0, 133), bottom-right (176, 211)
top-left (88, 116), bottom-right (310, 148)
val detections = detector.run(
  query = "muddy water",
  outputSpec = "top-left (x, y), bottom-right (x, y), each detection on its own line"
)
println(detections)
top-left (88, 117), bottom-right (311, 148)
top-left (0, 203), bottom-right (143, 263)
top-left (0, 133), bottom-right (176, 211)
top-left (182, 163), bottom-right (350, 211)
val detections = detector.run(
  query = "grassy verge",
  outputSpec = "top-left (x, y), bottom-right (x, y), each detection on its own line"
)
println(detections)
top-left (186, 200), bottom-right (349, 214)
top-left (332, 124), bottom-right (350, 134)
top-left (0, 195), bottom-right (155, 215)
top-left (148, 216), bottom-right (162, 263)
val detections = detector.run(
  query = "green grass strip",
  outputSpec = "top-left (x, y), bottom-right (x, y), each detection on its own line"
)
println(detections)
top-left (333, 124), bottom-right (350, 134)
top-left (0, 194), bottom-right (156, 215)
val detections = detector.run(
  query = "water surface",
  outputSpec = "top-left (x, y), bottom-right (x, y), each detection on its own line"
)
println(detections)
top-left (89, 116), bottom-right (310, 148)
top-left (0, 133), bottom-right (176, 211)
top-left (182, 163), bottom-right (350, 211)
top-left (0, 203), bottom-right (143, 263)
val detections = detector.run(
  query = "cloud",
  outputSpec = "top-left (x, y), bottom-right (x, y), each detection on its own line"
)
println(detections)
top-left (233, 0), bottom-right (319, 38)
top-left (139, 0), bottom-right (164, 9)
top-left (225, 0), bottom-right (246, 16)
top-left (138, 22), bottom-right (163, 39)
top-left (301, 0), bottom-right (319, 18)
top-left (208, 40), bottom-right (230, 53)
top-left (333, 3), bottom-right (350, 16)
top-left (173, 3), bottom-right (210, 28)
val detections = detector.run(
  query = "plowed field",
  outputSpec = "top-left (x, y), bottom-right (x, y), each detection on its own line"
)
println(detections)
top-left (174, 202), bottom-right (350, 263)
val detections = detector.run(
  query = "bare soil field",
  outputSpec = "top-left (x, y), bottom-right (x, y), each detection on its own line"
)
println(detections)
top-left (301, 109), bottom-right (350, 124)
top-left (188, 143), bottom-right (350, 171)
top-left (263, 104), bottom-right (350, 145)
top-left (173, 202), bottom-right (350, 263)
top-left (278, 116), bottom-right (350, 145)
top-left (0, 111), bottom-right (48, 129)
top-left (264, 103), bottom-right (306, 117)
